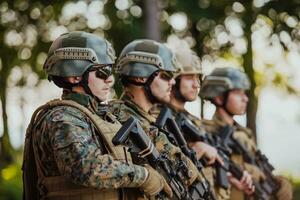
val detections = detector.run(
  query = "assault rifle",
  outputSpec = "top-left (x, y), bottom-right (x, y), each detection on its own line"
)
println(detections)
top-left (112, 117), bottom-right (204, 200)
top-left (154, 106), bottom-right (215, 200)
top-left (217, 125), bottom-right (280, 197)
top-left (175, 113), bottom-right (271, 200)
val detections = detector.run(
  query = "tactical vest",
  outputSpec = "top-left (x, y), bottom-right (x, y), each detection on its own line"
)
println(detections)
top-left (23, 99), bottom-right (144, 200)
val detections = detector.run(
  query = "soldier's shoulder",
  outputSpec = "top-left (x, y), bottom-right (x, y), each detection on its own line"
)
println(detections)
top-left (235, 123), bottom-right (253, 138)
top-left (107, 99), bottom-right (123, 113)
top-left (107, 99), bottom-right (132, 123)
top-left (42, 105), bottom-right (89, 128)
top-left (33, 104), bottom-right (91, 150)
top-left (184, 111), bottom-right (203, 127)
top-left (201, 118), bottom-right (217, 126)
top-left (201, 118), bottom-right (220, 133)
top-left (149, 104), bottom-right (163, 119)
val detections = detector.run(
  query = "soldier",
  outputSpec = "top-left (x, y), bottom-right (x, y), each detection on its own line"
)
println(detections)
top-left (200, 67), bottom-right (293, 200)
top-left (109, 39), bottom-right (201, 196)
top-left (22, 31), bottom-right (172, 200)
top-left (161, 48), bottom-right (255, 199)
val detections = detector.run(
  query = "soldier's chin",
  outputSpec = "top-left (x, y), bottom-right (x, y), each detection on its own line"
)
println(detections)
top-left (187, 94), bottom-right (197, 102)
top-left (237, 109), bottom-right (246, 115)
top-left (160, 96), bottom-right (171, 104)
top-left (96, 93), bottom-right (110, 102)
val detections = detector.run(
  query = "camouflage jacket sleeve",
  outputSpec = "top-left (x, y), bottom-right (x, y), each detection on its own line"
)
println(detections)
top-left (233, 124), bottom-right (257, 156)
top-left (44, 106), bottom-right (147, 189)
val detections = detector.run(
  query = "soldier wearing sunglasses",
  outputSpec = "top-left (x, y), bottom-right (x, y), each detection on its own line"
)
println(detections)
top-left (108, 39), bottom-right (202, 198)
top-left (23, 32), bottom-right (169, 200)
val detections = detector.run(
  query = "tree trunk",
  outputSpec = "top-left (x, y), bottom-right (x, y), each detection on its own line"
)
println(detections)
top-left (144, 0), bottom-right (161, 41)
top-left (243, 4), bottom-right (258, 142)
top-left (0, 59), bottom-right (13, 168)
top-left (243, 33), bottom-right (258, 141)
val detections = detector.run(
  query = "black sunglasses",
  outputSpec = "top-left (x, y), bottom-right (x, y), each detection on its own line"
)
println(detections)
top-left (89, 65), bottom-right (113, 80)
top-left (159, 71), bottom-right (174, 81)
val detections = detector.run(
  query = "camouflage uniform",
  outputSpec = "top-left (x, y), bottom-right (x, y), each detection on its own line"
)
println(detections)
top-left (111, 39), bottom-right (200, 189)
top-left (200, 67), bottom-right (293, 200)
top-left (165, 105), bottom-right (231, 200)
top-left (202, 113), bottom-right (257, 200)
top-left (162, 44), bottom-right (230, 200)
top-left (108, 95), bottom-right (187, 167)
top-left (22, 32), bottom-right (148, 200)
top-left (32, 92), bottom-right (146, 198)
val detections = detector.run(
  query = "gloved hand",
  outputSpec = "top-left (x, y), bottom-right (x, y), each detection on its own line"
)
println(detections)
top-left (140, 165), bottom-right (173, 198)
top-left (244, 163), bottom-right (266, 182)
top-left (275, 175), bottom-right (293, 200)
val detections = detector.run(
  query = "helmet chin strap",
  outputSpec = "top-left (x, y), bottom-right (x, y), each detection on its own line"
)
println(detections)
top-left (222, 91), bottom-right (235, 117)
top-left (143, 71), bottom-right (160, 104)
top-left (120, 71), bottom-right (160, 104)
top-left (214, 91), bottom-right (234, 117)
top-left (77, 70), bottom-right (101, 102)
top-left (173, 77), bottom-right (188, 103)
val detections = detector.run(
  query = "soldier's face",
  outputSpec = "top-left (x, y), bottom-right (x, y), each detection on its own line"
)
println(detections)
top-left (150, 71), bottom-right (175, 103)
top-left (88, 70), bottom-right (114, 101)
top-left (179, 74), bottom-right (200, 102)
top-left (225, 89), bottom-right (248, 115)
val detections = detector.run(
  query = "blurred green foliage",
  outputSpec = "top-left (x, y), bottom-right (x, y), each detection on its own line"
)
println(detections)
top-left (0, 157), bottom-right (22, 200)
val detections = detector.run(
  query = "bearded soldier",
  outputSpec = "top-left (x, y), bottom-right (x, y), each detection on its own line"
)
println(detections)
top-left (108, 39), bottom-right (203, 196)
top-left (200, 67), bottom-right (293, 200)
top-left (22, 31), bottom-right (172, 200)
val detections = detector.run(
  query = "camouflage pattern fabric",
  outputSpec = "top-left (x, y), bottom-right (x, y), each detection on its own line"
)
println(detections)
top-left (202, 112), bottom-right (259, 200)
top-left (32, 92), bottom-right (147, 191)
top-left (108, 95), bottom-right (195, 184)
top-left (108, 95), bottom-right (182, 159)
top-left (163, 105), bottom-right (231, 200)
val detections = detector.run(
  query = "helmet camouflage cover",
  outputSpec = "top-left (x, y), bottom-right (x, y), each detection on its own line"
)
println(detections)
top-left (170, 48), bottom-right (202, 76)
top-left (200, 67), bottom-right (250, 100)
top-left (176, 52), bottom-right (202, 76)
top-left (115, 39), bottom-right (179, 78)
top-left (43, 31), bottom-right (116, 77)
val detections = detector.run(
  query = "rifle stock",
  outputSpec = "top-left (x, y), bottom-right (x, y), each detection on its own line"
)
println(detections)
top-left (112, 117), bottom-right (191, 200)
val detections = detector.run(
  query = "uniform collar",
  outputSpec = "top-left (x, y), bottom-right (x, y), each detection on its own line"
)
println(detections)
top-left (213, 112), bottom-right (243, 128)
top-left (212, 112), bottom-right (230, 127)
top-left (168, 103), bottom-right (184, 113)
top-left (122, 94), bottom-right (157, 123)
top-left (61, 91), bottom-right (107, 115)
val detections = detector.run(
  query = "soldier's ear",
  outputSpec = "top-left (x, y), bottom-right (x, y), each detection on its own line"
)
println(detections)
top-left (214, 96), bottom-right (224, 106)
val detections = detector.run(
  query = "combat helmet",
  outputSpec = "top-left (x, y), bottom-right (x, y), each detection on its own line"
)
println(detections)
top-left (200, 67), bottom-right (250, 100)
top-left (116, 39), bottom-right (179, 78)
top-left (174, 50), bottom-right (202, 76)
top-left (169, 47), bottom-right (202, 102)
top-left (44, 31), bottom-right (116, 78)
top-left (116, 39), bottom-right (179, 103)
